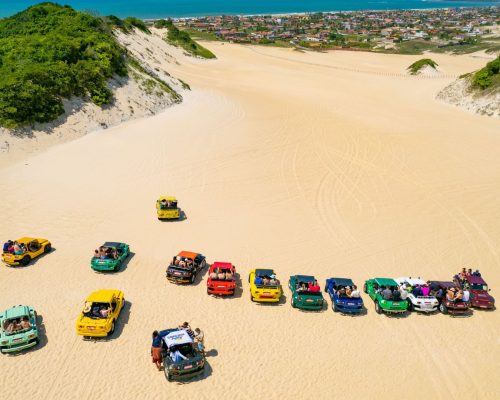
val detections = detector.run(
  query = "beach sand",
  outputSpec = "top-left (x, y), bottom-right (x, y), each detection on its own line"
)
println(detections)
top-left (0, 41), bottom-right (499, 399)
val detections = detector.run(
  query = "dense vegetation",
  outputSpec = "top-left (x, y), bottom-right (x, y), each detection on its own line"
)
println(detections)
top-left (407, 58), bottom-right (438, 75)
top-left (471, 56), bottom-right (500, 91)
top-left (0, 3), bottom-right (128, 128)
top-left (160, 20), bottom-right (216, 59)
top-left (123, 17), bottom-right (150, 34)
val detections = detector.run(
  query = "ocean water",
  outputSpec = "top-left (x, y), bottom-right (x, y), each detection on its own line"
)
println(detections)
top-left (0, 0), bottom-right (498, 19)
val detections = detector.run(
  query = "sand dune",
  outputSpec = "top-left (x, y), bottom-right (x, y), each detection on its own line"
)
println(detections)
top-left (0, 40), bottom-right (499, 400)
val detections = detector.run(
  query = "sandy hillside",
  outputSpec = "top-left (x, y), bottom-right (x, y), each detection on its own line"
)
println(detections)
top-left (0, 40), bottom-right (499, 400)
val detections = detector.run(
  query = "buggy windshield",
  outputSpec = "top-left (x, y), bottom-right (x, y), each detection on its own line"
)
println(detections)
top-left (471, 283), bottom-right (488, 291)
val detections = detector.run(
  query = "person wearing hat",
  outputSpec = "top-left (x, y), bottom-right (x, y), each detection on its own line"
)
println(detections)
top-left (270, 274), bottom-right (278, 285)
top-left (83, 302), bottom-right (92, 315)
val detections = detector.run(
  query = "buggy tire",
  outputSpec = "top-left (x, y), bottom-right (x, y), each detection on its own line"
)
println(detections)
top-left (375, 301), bottom-right (382, 314)
top-left (165, 369), bottom-right (173, 381)
top-left (407, 301), bottom-right (414, 312)
top-left (291, 298), bottom-right (297, 308)
top-left (108, 322), bottom-right (115, 336)
top-left (20, 255), bottom-right (31, 266)
top-left (34, 338), bottom-right (40, 346)
top-left (333, 303), bottom-right (338, 312)
top-left (190, 274), bottom-right (195, 284)
top-left (43, 244), bottom-right (51, 254)
top-left (439, 303), bottom-right (448, 314)
top-left (250, 293), bottom-right (255, 302)
top-left (363, 283), bottom-right (368, 293)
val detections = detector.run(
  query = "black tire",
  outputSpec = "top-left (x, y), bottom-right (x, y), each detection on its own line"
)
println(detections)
top-left (165, 369), bottom-right (173, 381)
top-left (439, 303), bottom-right (448, 314)
top-left (20, 255), bottom-right (31, 266)
top-left (363, 283), bottom-right (368, 294)
top-left (375, 301), bottom-right (382, 314)
top-left (43, 244), bottom-right (51, 254)
top-left (248, 275), bottom-right (250, 283)
top-left (291, 298), bottom-right (296, 308)
top-left (190, 274), bottom-right (195, 284)
top-left (407, 301), bottom-right (414, 312)
top-left (115, 262), bottom-right (121, 272)
top-left (250, 293), bottom-right (255, 302)
top-left (108, 321), bottom-right (115, 336)
top-left (34, 338), bottom-right (40, 346)
top-left (333, 303), bottom-right (338, 312)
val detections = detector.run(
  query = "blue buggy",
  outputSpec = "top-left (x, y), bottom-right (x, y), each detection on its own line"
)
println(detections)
top-left (325, 278), bottom-right (364, 314)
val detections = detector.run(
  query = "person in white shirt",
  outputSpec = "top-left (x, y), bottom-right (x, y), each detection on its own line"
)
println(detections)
top-left (350, 285), bottom-right (360, 298)
top-left (399, 284), bottom-right (409, 300)
top-left (462, 288), bottom-right (470, 302)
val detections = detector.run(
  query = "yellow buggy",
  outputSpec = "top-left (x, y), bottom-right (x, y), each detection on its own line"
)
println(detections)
top-left (156, 196), bottom-right (180, 220)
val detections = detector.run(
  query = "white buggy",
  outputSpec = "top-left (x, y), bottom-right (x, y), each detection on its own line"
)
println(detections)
top-left (395, 277), bottom-right (439, 313)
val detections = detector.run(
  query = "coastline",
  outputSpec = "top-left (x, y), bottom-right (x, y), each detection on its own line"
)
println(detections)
top-left (148, 5), bottom-right (500, 22)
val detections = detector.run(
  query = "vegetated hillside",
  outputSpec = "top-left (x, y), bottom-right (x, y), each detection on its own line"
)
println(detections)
top-left (155, 19), bottom-right (216, 59)
top-left (437, 55), bottom-right (500, 117)
top-left (407, 58), bottom-right (438, 75)
top-left (471, 55), bottom-right (500, 91)
top-left (0, 2), bottom-right (181, 129)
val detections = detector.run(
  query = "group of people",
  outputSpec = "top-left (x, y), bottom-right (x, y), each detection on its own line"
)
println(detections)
top-left (297, 280), bottom-right (321, 293)
top-left (254, 274), bottom-right (279, 286)
top-left (209, 268), bottom-right (234, 281)
top-left (150, 322), bottom-right (205, 371)
top-left (4, 316), bottom-right (32, 333)
top-left (454, 267), bottom-right (481, 285)
top-left (93, 246), bottom-right (119, 260)
top-left (83, 302), bottom-right (112, 318)
top-left (3, 240), bottom-right (26, 255)
top-left (376, 285), bottom-right (407, 301)
top-left (445, 286), bottom-right (470, 303)
top-left (159, 199), bottom-right (177, 209)
top-left (335, 285), bottom-right (361, 298)
top-left (173, 256), bottom-right (194, 269)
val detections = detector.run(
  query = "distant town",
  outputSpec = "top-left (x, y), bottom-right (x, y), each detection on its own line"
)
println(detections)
top-left (160, 7), bottom-right (500, 54)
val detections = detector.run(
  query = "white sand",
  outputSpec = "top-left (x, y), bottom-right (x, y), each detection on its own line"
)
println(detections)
top-left (0, 40), bottom-right (499, 400)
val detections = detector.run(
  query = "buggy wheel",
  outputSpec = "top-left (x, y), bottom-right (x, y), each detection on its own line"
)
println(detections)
top-left (250, 293), bottom-right (255, 302)
top-left (43, 244), bottom-right (51, 254)
top-left (34, 338), bottom-right (40, 346)
top-left (363, 283), bottom-right (368, 294)
top-left (190, 274), bottom-right (195, 284)
top-left (20, 255), bottom-right (31, 266)
top-left (407, 301), bottom-right (414, 312)
top-left (375, 301), bottom-right (382, 314)
top-left (333, 303), bottom-right (338, 312)
top-left (108, 321), bottom-right (115, 336)
top-left (165, 368), bottom-right (173, 381)
top-left (291, 298), bottom-right (296, 308)
top-left (439, 303), bottom-right (448, 314)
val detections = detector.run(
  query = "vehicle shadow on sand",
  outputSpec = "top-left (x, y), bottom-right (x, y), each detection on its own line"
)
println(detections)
top-left (117, 252), bottom-right (135, 273)
top-left (205, 348), bottom-right (218, 358)
top-left (192, 264), bottom-right (209, 286)
top-left (7, 314), bottom-right (48, 356)
top-left (90, 300), bottom-right (132, 342)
